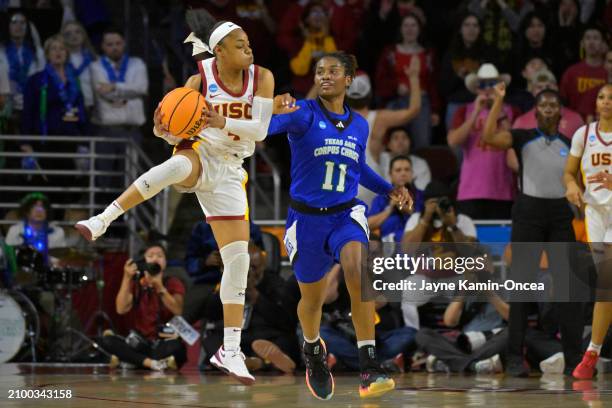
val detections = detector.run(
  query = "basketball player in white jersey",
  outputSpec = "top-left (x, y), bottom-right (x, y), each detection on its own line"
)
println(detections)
top-left (564, 84), bottom-right (612, 379)
top-left (346, 58), bottom-right (422, 205)
top-left (75, 10), bottom-right (297, 384)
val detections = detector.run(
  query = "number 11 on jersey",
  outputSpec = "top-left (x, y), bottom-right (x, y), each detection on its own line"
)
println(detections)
top-left (322, 161), bottom-right (347, 192)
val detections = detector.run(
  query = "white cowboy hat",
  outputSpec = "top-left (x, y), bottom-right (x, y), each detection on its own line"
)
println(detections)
top-left (465, 63), bottom-right (512, 94)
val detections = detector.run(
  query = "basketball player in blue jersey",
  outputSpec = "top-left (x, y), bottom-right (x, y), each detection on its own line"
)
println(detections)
top-left (267, 52), bottom-right (412, 400)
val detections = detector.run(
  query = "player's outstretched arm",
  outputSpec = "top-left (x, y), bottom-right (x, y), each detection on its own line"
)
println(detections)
top-left (203, 68), bottom-right (297, 141)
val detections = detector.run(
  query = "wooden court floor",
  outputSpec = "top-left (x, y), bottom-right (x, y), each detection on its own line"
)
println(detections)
top-left (1, 364), bottom-right (611, 407)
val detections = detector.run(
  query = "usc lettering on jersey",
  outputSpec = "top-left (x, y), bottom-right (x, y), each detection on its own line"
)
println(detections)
top-left (194, 57), bottom-right (259, 161)
top-left (571, 122), bottom-right (612, 206)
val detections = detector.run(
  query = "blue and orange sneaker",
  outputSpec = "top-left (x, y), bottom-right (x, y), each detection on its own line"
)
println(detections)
top-left (359, 366), bottom-right (395, 398)
top-left (303, 339), bottom-right (334, 400)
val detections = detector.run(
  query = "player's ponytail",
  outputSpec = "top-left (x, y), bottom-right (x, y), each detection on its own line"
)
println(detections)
top-left (185, 9), bottom-right (218, 47)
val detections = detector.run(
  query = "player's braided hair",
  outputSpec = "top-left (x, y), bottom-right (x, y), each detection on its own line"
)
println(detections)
top-left (323, 51), bottom-right (358, 79)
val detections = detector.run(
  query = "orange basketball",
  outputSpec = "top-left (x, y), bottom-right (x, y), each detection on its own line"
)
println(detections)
top-left (159, 87), bottom-right (207, 139)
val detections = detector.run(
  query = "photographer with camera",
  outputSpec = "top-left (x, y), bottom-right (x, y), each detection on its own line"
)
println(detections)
top-left (402, 181), bottom-right (477, 250)
top-left (368, 155), bottom-right (424, 243)
top-left (99, 243), bottom-right (186, 371)
top-left (399, 181), bottom-right (478, 307)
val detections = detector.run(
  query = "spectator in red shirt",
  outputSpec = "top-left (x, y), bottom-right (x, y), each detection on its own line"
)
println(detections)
top-left (578, 48), bottom-right (612, 123)
top-left (234, 0), bottom-right (277, 68)
top-left (560, 25), bottom-right (607, 120)
top-left (605, 49), bottom-right (612, 84)
top-left (99, 243), bottom-right (187, 371)
top-left (329, 0), bottom-right (366, 55)
top-left (375, 12), bottom-right (440, 149)
top-left (193, 0), bottom-right (240, 21)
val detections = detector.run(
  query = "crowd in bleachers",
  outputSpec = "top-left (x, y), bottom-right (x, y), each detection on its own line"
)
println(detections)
top-left (0, 0), bottom-right (611, 374)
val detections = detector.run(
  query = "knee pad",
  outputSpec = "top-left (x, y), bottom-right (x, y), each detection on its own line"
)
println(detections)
top-left (219, 241), bottom-right (249, 304)
top-left (134, 154), bottom-right (192, 200)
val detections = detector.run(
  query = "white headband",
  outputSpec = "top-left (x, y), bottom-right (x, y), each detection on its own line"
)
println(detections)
top-left (183, 21), bottom-right (242, 56)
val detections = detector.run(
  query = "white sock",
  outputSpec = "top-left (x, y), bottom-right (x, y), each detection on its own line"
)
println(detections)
top-left (357, 340), bottom-right (376, 348)
top-left (304, 334), bottom-right (320, 343)
top-left (100, 201), bottom-right (124, 223)
top-left (587, 342), bottom-right (602, 355)
top-left (133, 154), bottom-right (192, 200)
top-left (224, 327), bottom-right (241, 352)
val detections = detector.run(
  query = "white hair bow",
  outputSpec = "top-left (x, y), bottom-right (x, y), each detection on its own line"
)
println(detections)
top-left (183, 32), bottom-right (210, 56)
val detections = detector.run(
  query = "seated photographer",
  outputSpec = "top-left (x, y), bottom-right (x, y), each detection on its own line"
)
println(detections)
top-left (182, 220), bottom-right (263, 324)
top-left (320, 263), bottom-right (417, 372)
top-left (415, 275), bottom-right (509, 374)
top-left (367, 155), bottom-right (424, 243)
top-left (402, 181), bottom-right (477, 249)
top-left (400, 181), bottom-right (478, 304)
top-left (201, 242), bottom-right (300, 373)
top-left (99, 243), bottom-right (186, 371)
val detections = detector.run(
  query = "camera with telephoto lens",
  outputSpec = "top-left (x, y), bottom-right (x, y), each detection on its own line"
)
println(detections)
top-left (132, 258), bottom-right (162, 280)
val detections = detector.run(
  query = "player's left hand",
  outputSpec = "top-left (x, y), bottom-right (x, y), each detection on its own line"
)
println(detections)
top-left (389, 186), bottom-right (413, 212)
top-left (202, 102), bottom-right (226, 129)
top-left (273, 93), bottom-right (299, 114)
top-left (587, 171), bottom-right (612, 191)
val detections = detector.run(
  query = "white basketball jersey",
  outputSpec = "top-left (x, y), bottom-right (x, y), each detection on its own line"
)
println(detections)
top-left (196, 57), bottom-right (258, 161)
top-left (572, 122), bottom-right (612, 206)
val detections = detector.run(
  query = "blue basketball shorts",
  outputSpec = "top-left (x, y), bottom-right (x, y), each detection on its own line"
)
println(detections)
top-left (283, 202), bottom-right (369, 283)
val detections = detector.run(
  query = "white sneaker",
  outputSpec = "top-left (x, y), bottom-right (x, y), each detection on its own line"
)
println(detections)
top-left (150, 359), bottom-right (167, 371)
top-left (539, 352), bottom-right (564, 374)
top-left (75, 215), bottom-right (109, 241)
top-left (210, 346), bottom-right (255, 385)
top-left (475, 354), bottom-right (503, 374)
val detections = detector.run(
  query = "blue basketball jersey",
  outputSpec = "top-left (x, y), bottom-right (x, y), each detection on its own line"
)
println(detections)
top-left (268, 99), bottom-right (391, 207)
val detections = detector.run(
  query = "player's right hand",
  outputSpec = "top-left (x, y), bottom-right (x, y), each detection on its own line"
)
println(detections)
top-left (153, 103), bottom-right (171, 135)
top-left (565, 182), bottom-right (584, 208)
